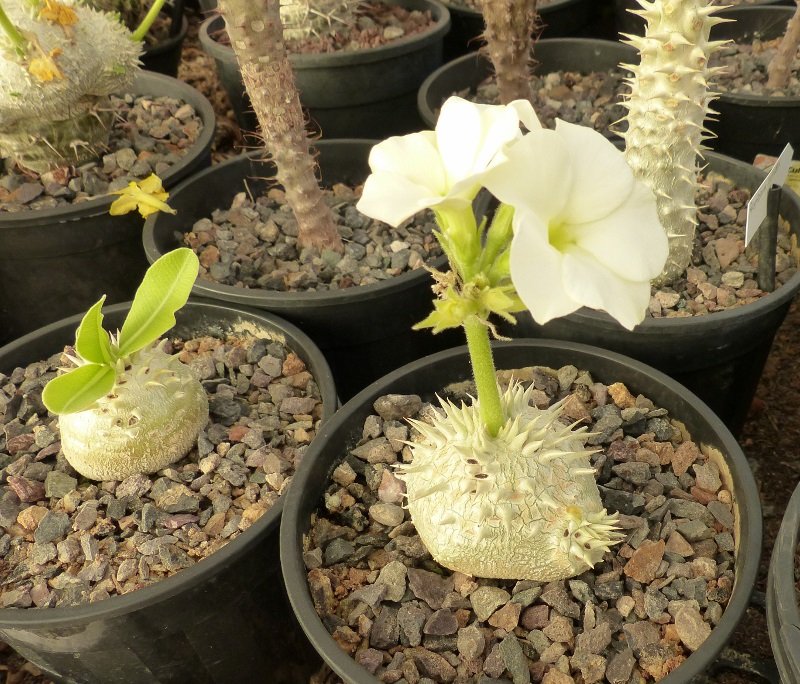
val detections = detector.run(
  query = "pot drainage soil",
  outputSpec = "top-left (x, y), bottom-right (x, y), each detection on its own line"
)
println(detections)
top-left (0, 332), bottom-right (322, 608)
top-left (210, 2), bottom-right (435, 54)
top-left (646, 170), bottom-right (798, 318)
top-left (303, 368), bottom-right (737, 683)
top-left (183, 184), bottom-right (443, 292)
top-left (441, 0), bottom-right (562, 11)
top-left (710, 38), bottom-right (800, 97)
top-left (457, 68), bottom-right (628, 139)
top-left (0, 94), bottom-right (204, 213)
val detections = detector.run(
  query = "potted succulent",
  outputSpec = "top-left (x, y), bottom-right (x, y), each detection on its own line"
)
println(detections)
top-left (0, 0), bottom-right (215, 345)
top-left (199, 0), bottom-right (450, 137)
top-left (145, 0), bottom-right (463, 401)
top-left (705, 4), bottom-right (800, 160)
top-left (506, 0), bottom-right (800, 434)
top-left (0, 248), bottom-right (337, 682)
top-left (279, 95), bottom-right (761, 683)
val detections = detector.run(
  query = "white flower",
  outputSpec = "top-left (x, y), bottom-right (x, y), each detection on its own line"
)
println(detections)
top-left (356, 96), bottom-right (540, 226)
top-left (482, 120), bottom-right (668, 330)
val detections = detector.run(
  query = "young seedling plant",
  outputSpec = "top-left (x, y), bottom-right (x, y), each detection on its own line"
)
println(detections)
top-left (356, 95), bottom-right (669, 581)
top-left (42, 248), bottom-right (208, 482)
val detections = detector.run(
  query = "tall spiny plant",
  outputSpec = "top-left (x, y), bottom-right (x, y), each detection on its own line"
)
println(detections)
top-left (477, 0), bottom-right (539, 104)
top-left (0, 0), bottom-right (163, 173)
top-left (216, 0), bottom-right (342, 253)
top-left (620, 0), bottom-right (728, 286)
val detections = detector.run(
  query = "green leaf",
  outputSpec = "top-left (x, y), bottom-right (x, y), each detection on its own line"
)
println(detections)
top-left (74, 295), bottom-right (114, 365)
top-left (117, 248), bottom-right (199, 358)
top-left (42, 364), bottom-right (117, 415)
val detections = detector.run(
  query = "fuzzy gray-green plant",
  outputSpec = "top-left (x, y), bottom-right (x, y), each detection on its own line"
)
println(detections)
top-left (620, 0), bottom-right (727, 286)
top-left (0, 0), bottom-right (141, 172)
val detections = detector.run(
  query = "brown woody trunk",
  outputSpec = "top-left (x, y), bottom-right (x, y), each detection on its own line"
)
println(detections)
top-left (217, 0), bottom-right (342, 252)
top-left (478, 0), bottom-right (539, 105)
top-left (766, 0), bottom-right (800, 90)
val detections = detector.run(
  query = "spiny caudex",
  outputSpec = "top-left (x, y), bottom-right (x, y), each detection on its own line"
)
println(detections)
top-left (620, 0), bottom-right (729, 286)
top-left (356, 97), bottom-right (668, 580)
top-left (42, 248), bottom-right (208, 482)
top-left (0, 0), bottom-right (165, 173)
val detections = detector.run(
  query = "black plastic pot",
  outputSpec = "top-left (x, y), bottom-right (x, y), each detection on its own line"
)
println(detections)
top-left (704, 6), bottom-right (800, 162)
top-left (280, 339), bottom-right (762, 684)
top-left (441, 0), bottom-right (615, 61)
top-left (0, 71), bottom-right (215, 348)
top-left (418, 38), bottom-right (635, 129)
top-left (141, 1), bottom-right (188, 77)
top-left (613, 0), bottom-right (785, 37)
top-left (143, 140), bottom-right (461, 402)
top-left (0, 299), bottom-right (337, 684)
top-left (198, 0), bottom-right (450, 138)
top-left (504, 152), bottom-right (800, 436)
top-left (767, 479), bottom-right (800, 684)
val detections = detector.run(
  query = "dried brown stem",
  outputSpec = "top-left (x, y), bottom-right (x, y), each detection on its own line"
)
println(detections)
top-left (766, 0), bottom-right (800, 90)
top-left (477, 0), bottom-right (539, 105)
top-left (217, 0), bottom-right (342, 253)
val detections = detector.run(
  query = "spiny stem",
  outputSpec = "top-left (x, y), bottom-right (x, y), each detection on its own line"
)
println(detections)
top-left (463, 316), bottom-right (504, 437)
top-left (0, 2), bottom-right (26, 54)
top-left (131, 0), bottom-right (168, 41)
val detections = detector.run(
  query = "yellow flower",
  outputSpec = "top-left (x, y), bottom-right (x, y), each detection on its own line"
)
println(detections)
top-left (38, 0), bottom-right (78, 26)
top-left (28, 51), bottom-right (63, 82)
top-left (109, 174), bottom-right (177, 219)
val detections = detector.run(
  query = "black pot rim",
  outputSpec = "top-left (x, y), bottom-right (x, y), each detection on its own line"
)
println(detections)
top-left (767, 478), bottom-right (800, 680)
top-left (0, 71), bottom-right (215, 228)
top-left (199, 0), bottom-right (450, 69)
top-left (280, 338), bottom-right (762, 684)
top-left (0, 299), bottom-right (337, 628)
top-left (416, 37), bottom-right (633, 128)
top-left (141, 142), bottom-right (451, 308)
top-left (142, 11), bottom-right (189, 57)
top-left (714, 6), bottom-right (800, 107)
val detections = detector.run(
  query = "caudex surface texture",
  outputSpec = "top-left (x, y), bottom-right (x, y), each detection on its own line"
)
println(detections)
top-left (0, 0), bottom-right (141, 172)
top-left (621, 0), bottom-right (725, 286)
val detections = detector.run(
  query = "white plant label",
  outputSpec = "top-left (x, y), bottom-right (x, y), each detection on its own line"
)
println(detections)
top-left (745, 143), bottom-right (794, 247)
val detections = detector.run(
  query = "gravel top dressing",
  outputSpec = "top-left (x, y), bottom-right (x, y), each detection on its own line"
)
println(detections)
top-left (0, 94), bottom-right (203, 213)
top-left (0, 332), bottom-right (323, 608)
top-left (304, 368), bottom-right (737, 683)
top-left (710, 37), bottom-right (800, 97)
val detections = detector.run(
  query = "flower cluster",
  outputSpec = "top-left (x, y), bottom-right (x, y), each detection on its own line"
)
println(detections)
top-left (357, 96), bottom-right (668, 331)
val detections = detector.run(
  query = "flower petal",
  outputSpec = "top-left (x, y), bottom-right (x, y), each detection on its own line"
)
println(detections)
top-left (569, 181), bottom-right (668, 282)
top-left (436, 97), bottom-right (530, 187)
top-left (367, 131), bottom-right (447, 196)
top-left (554, 119), bottom-right (635, 225)
top-left (357, 171), bottom-right (459, 227)
top-left (510, 209), bottom-right (581, 325)
top-left (562, 246), bottom-right (653, 330)
top-left (482, 130), bottom-right (572, 222)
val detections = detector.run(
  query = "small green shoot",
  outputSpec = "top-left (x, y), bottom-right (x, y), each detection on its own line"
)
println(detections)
top-left (42, 248), bottom-right (199, 415)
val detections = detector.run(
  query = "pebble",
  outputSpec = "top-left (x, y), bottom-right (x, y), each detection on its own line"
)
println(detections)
top-left (471, 586), bottom-right (511, 622)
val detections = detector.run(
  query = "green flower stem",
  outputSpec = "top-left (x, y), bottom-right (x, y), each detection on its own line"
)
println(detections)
top-left (464, 316), bottom-right (504, 437)
top-left (435, 205), bottom-right (482, 281)
top-left (0, 3), bottom-right (26, 54)
top-left (131, 0), bottom-right (168, 41)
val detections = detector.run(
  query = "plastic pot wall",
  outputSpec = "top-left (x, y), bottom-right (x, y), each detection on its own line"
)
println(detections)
top-left (280, 340), bottom-right (762, 684)
top-left (0, 300), bottom-right (337, 684)
top-left (767, 479), bottom-right (800, 684)
top-left (418, 38), bottom-right (635, 129)
top-left (0, 72), bottom-right (215, 348)
top-left (504, 153), bottom-right (800, 436)
top-left (199, 0), bottom-right (450, 138)
top-left (706, 6), bottom-right (800, 162)
top-left (143, 140), bottom-right (462, 401)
